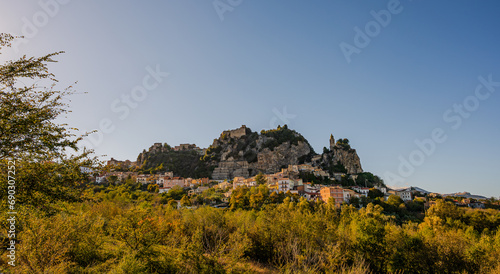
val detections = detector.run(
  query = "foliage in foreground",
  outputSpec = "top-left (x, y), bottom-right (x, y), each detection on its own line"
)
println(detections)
top-left (0, 189), bottom-right (499, 273)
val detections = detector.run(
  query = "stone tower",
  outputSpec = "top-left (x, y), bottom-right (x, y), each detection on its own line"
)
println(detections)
top-left (329, 134), bottom-right (336, 150)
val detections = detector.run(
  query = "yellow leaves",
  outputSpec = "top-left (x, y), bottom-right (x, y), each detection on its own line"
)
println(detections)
top-left (3, 181), bottom-right (500, 273)
top-left (12, 211), bottom-right (108, 273)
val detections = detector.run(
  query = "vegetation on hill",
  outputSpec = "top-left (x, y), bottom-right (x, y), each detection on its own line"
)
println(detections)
top-left (298, 171), bottom-right (332, 185)
top-left (332, 160), bottom-right (348, 174)
top-left (139, 149), bottom-right (211, 178)
top-left (336, 138), bottom-right (351, 150)
top-left (356, 172), bottom-right (386, 188)
top-left (260, 124), bottom-right (311, 151)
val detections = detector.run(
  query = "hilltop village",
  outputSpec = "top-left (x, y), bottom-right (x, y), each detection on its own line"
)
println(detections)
top-left (95, 126), bottom-right (491, 209)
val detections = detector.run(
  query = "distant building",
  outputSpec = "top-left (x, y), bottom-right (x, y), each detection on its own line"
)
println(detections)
top-left (390, 188), bottom-right (413, 201)
top-left (215, 181), bottom-right (232, 189)
top-left (80, 167), bottom-right (93, 174)
top-left (158, 187), bottom-right (170, 194)
top-left (277, 178), bottom-right (299, 193)
top-left (464, 199), bottom-right (485, 209)
top-left (320, 186), bottom-right (344, 207)
top-left (302, 183), bottom-right (322, 201)
top-left (189, 186), bottom-right (209, 195)
top-left (343, 189), bottom-right (360, 203)
top-left (173, 144), bottom-right (205, 155)
top-left (107, 158), bottom-right (137, 169)
top-left (136, 174), bottom-right (152, 184)
top-left (162, 177), bottom-right (185, 188)
top-left (352, 186), bottom-right (370, 197)
top-left (96, 175), bottom-right (106, 184)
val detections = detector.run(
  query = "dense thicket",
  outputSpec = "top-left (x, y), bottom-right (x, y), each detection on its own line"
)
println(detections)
top-left (139, 149), bottom-right (212, 178)
top-left (1, 183), bottom-right (499, 273)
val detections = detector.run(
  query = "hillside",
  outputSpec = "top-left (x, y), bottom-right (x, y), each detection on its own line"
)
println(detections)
top-left (443, 192), bottom-right (487, 200)
top-left (136, 125), bottom-right (363, 179)
top-left (136, 143), bottom-right (211, 178)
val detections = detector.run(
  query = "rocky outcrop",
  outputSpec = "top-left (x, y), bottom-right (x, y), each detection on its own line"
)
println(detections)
top-left (312, 134), bottom-right (363, 174)
top-left (331, 147), bottom-right (363, 174)
top-left (255, 141), bottom-right (311, 174)
top-left (134, 126), bottom-right (364, 180)
top-left (207, 126), bottom-right (314, 180)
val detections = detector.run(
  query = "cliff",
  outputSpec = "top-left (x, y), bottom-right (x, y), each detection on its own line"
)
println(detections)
top-left (205, 125), bottom-right (314, 179)
top-left (311, 134), bottom-right (363, 174)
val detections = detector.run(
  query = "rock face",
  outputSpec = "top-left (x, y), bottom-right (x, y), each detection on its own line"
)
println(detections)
top-left (212, 161), bottom-right (250, 179)
top-left (211, 140), bottom-right (312, 180)
top-left (134, 125), bottom-right (363, 179)
top-left (331, 147), bottom-right (363, 174)
top-left (255, 141), bottom-right (311, 174)
top-left (206, 126), bottom-right (363, 180)
top-left (312, 134), bottom-right (363, 175)
top-left (208, 126), bottom-right (314, 180)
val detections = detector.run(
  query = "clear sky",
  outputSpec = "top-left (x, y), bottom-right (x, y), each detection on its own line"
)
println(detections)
top-left (1, 1), bottom-right (499, 197)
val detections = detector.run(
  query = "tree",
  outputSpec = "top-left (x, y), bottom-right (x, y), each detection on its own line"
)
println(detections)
top-left (387, 195), bottom-right (404, 208)
top-left (298, 197), bottom-right (311, 212)
top-left (255, 172), bottom-right (267, 185)
top-left (249, 193), bottom-right (264, 209)
top-left (107, 175), bottom-right (118, 185)
top-left (167, 199), bottom-right (177, 209)
top-left (356, 172), bottom-right (386, 188)
top-left (180, 195), bottom-right (192, 207)
top-left (269, 191), bottom-right (280, 204)
top-left (327, 197), bottom-right (336, 207)
top-left (368, 188), bottom-right (384, 199)
top-left (335, 138), bottom-right (351, 150)
top-left (0, 34), bottom-right (88, 161)
top-left (147, 183), bottom-right (159, 193)
top-left (350, 196), bottom-right (361, 208)
top-left (426, 200), bottom-right (463, 221)
top-left (162, 185), bottom-right (186, 200)
top-left (0, 34), bottom-right (97, 211)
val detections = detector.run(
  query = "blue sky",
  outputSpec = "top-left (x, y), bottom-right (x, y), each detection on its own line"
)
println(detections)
top-left (1, 1), bottom-right (499, 197)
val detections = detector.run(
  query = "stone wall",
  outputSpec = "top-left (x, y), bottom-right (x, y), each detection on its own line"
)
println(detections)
top-left (221, 125), bottom-right (249, 139)
top-left (212, 161), bottom-right (250, 180)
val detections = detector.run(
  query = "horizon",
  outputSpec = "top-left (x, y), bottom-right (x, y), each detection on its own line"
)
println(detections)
top-left (1, 1), bottom-right (499, 198)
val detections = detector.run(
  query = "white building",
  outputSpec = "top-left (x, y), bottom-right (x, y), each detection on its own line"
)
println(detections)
top-left (96, 176), bottom-right (106, 184)
top-left (136, 174), bottom-right (150, 184)
top-left (277, 178), bottom-right (293, 193)
top-left (343, 189), bottom-right (361, 203)
top-left (352, 186), bottom-right (370, 197)
top-left (158, 187), bottom-right (171, 194)
top-left (396, 189), bottom-right (412, 201)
